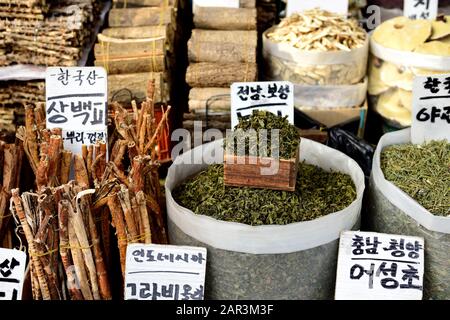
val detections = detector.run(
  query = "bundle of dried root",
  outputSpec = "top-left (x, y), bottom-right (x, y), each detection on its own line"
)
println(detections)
top-left (0, 140), bottom-right (23, 248)
top-left (266, 8), bottom-right (366, 52)
top-left (10, 182), bottom-right (111, 300)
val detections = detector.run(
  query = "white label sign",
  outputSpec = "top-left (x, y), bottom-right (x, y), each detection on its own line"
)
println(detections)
top-left (45, 67), bottom-right (108, 156)
top-left (193, 0), bottom-right (239, 9)
top-left (287, 0), bottom-right (349, 16)
top-left (404, 0), bottom-right (439, 20)
top-left (124, 244), bottom-right (207, 300)
top-left (0, 249), bottom-right (26, 300)
top-left (335, 231), bottom-right (424, 300)
top-left (411, 74), bottom-right (450, 144)
top-left (231, 81), bottom-right (294, 129)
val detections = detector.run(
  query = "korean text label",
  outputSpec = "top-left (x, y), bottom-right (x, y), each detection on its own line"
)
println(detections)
top-left (45, 67), bottom-right (108, 156)
top-left (124, 244), bottom-right (207, 301)
top-left (230, 81), bottom-right (294, 128)
top-left (411, 74), bottom-right (450, 144)
top-left (0, 249), bottom-right (26, 300)
top-left (404, 0), bottom-right (439, 20)
top-left (335, 231), bottom-right (424, 300)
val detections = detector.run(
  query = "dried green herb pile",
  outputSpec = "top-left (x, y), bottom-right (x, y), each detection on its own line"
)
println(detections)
top-left (173, 163), bottom-right (356, 225)
top-left (225, 110), bottom-right (300, 159)
top-left (381, 140), bottom-right (450, 216)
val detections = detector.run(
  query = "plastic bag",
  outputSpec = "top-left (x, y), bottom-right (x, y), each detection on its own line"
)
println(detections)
top-left (368, 38), bottom-right (450, 127)
top-left (368, 128), bottom-right (450, 299)
top-left (263, 28), bottom-right (369, 86)
top-left (294, 78), bottom-right (368, 109)
top-left (165, 138), bottom-right (365, 299)
top-left (328, 128), bottom-right (374, 178)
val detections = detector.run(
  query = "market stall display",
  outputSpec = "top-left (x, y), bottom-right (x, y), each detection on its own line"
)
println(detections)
top-left (368, 129), bottom-right (450, 300)
top-left (184, 2), bottom-right (259, 140)
top-left (368, 16), bottom-right (450, 129)
top-left (166, 137), bottom-right (365, 299)
top-left (5, 83), bottom-right (170, 299)
top-left (263, 9), bottom-right (369, 137)
top-left (0, 0), bottom-right (103, 67)
top-left (95, 1), bottom-right (181, 105)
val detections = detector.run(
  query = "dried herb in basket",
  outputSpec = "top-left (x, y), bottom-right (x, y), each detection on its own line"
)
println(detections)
top-left (173, 163), bottom-right (356, 226)
top-left (381, 140), bottom-right (450, 216)
top-left (225, 110), bottom-right (300, 159)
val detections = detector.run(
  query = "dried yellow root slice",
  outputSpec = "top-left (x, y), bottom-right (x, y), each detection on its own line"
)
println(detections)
top-left (373, 16), bottom-right (432, 51)
top-left (368, 58), bottom-right (390, 95)
top-left (414, 40), bottom-right (450, 56)
top-left (380, 61), bottom-right (414, 91)
top-left (375, 89), bottom-right (411, 126)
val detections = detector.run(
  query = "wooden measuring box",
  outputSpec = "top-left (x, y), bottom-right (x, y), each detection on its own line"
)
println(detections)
top-left (223, 148), bottom-right (299, 192)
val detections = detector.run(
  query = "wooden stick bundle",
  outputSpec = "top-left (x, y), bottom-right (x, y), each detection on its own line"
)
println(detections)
top-left (186, 62), bottom-right (258, 88)
top-left (188, 30), bottom-right (257, 64)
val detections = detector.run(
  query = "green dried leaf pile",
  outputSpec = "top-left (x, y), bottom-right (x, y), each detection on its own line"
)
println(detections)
top-left (173, 163), bottom-right (356, 226)
top-left (225, 110), bottom-right (301, 159)
top-left (381, 140), bottom-right (450, 217)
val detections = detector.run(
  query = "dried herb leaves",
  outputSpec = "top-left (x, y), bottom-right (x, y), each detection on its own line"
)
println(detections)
top-left (381, 140), bottom-right (450, 216)
top-left (225, 110), bottom-right (300, 159)
top-left (173, 163), bottom-right (356, 226)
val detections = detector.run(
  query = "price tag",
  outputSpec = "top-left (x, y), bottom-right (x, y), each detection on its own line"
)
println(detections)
top-left (287, 0), bottom-right (349, 16)
top-left (230, 81), bottom-right (294, 129)
top-left (124, 244), bottom-right (207, 301)
top-left (193, 0), bottom-right (239, 9)
top-left (0, 249), bottom-right (26, 300)
top-left (45, 67), bottom-right (108, 156)
top-left (404, 0), bottom-right (439, 20)
top-left (411, 74), bottom-right (450, 144)
top-left (335, 231), bottom-right (424, 300)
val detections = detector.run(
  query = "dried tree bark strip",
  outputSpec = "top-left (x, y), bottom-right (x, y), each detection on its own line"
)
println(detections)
top-left (58, 201), bottom-right (83, 300)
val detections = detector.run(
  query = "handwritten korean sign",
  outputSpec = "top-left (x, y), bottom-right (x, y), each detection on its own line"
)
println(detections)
top-left (335, 231), bottom-right (424, 300)
top-left (287, 0), bottom-right (349, 16)
top-left (411, 74), bottom-right (450, 144)
top-left (45, 67), bottom-right (108, 155)
top-left (404, 0), bottom-right (439, 20)
top-left (124, 244), bottom-right (207, 301)
top-left (193, 0), bottom-right (239, 9)
top-left (231, 81), bottom-right (294, 128)
top-left (0, 249), bottom-right (26, 300)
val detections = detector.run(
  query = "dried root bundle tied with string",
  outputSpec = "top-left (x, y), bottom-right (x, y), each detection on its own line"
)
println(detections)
top-left (186, 62), bottom-right (258, 88)
top-left (10, 182), bottom-right (111, 300)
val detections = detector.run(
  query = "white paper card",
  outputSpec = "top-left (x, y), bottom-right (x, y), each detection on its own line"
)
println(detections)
top-left (0, 249), bottom-right (27, 300)
top-left (124, 244), bottom-right (207, 300)
top-left (45, 67), bottom-right (108, 156)
top-left (287, 0), bottom-right (349, 16)
top-left (335, 231), bottom-right (424, 300)
top-left (404, 0), bottom-right (439, 20)
top-left (411, 74), bottom-right (450, 144)
top-left (193, 0), bottom-right (239, 9)
top-left (231, 81), bottom-right (294, 129)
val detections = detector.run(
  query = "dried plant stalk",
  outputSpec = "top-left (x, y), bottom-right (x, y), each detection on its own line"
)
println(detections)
top-left (58, 201), bottom-right (83, 300)
top-left (107, 194), bottom-right (128, 276)
top-left (11, 189), bottom-right (51, 300)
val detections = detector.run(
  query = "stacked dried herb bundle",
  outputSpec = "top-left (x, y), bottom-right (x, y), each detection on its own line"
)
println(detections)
top-left (226, 110), bottom-right (300, 159)
top-left (1, 0), bottom-right (103, 66)
top-left (173, 163), bottom-right (356, 226)
top-left (381, 140), bottom-right (450, 216)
